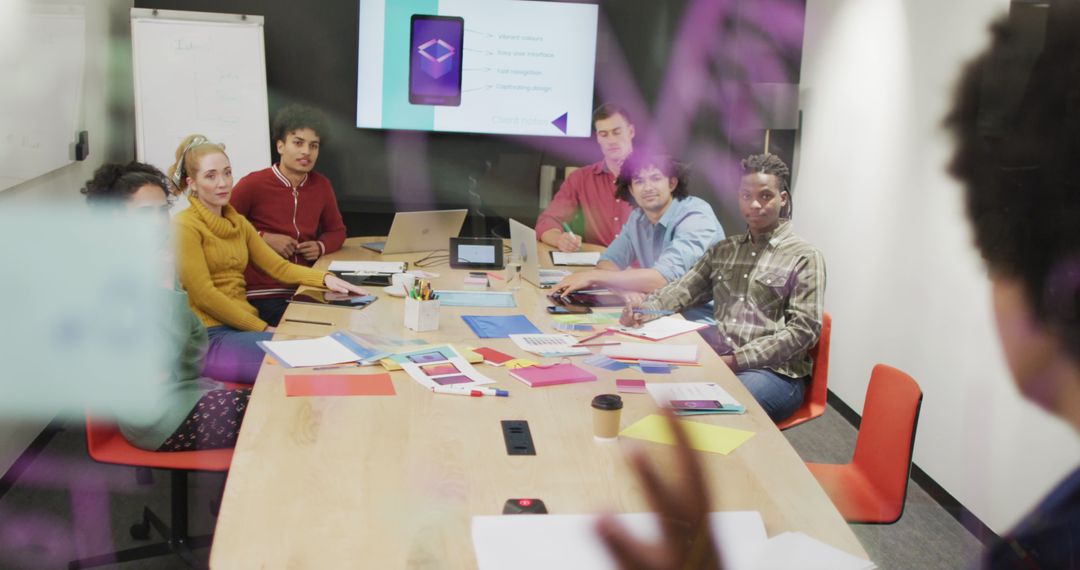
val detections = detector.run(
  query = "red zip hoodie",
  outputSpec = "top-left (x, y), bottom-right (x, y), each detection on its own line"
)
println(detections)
top-left (230, 164), bottom-right (347, 299)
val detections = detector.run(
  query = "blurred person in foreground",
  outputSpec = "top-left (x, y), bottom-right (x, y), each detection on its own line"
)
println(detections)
top-left (82, 162), bottom-right (251, 451)
top-left (594, 12), bottom-right (1080, 569)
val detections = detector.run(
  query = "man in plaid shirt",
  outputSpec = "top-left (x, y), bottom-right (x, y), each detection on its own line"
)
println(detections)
top-left (622, 153), bottom-right (825, 422)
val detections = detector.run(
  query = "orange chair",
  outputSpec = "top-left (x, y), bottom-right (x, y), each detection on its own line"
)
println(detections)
top-left (806, 364), bottom-right (923, 523)
top-left (776, 312), bottom-right (832, 430)
top-left (68, 417), bottom-right (235, 569)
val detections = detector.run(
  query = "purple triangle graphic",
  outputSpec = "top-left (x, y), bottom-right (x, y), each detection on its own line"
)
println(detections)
top-left (552, 112), bottom-right (568, 134)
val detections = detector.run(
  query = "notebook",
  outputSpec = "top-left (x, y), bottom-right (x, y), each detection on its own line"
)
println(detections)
top-left (508, 363), bottom-right (597, 387)
top-left (462, 315), bottom-right (541, 338)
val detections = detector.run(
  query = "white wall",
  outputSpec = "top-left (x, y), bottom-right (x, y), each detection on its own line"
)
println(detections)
top-left (797, 0), bottom-right (1080, 534)
top-left (0, 0), bottom-right (135, 477)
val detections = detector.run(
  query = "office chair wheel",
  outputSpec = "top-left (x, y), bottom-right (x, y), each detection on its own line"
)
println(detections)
top-left (129, 521), bottom-right (151, 540)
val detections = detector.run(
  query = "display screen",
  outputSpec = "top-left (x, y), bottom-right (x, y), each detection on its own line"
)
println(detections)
top-left (409, 15), bottom-right (464, 106)
top-left (357, 0), bottom-right (598, 136)
top-left (457, 244), bottom-right (496, 264)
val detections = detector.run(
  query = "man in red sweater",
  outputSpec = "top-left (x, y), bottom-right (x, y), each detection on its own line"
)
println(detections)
top-left (535, 103), bottom-right (636, 252)
top-left (231, 105), bottom-right (347, 326)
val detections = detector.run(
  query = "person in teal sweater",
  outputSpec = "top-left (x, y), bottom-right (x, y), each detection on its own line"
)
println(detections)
top-left (82, 162), bottom-right (249, 451)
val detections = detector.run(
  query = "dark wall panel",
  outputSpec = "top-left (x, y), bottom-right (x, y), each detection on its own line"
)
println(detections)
top-left (135, 0), bottom-right (805, 237)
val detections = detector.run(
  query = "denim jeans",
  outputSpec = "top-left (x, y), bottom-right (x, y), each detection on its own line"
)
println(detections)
top-left (249, 297), bottom-right (290, 327)
top-left (736, 369), bottom-right (806, 422)
top-left (203, 326), bottom-right (273, 384)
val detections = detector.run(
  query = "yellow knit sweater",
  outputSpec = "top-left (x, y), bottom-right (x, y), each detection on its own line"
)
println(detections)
top-left (175, 195), bottom-right (328, 331)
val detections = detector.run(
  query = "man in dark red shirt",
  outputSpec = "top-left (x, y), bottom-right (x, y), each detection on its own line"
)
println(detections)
top-left (536, 103), bottom-right (636, 252)
top-left (231, 105), bottom-right (347, 326)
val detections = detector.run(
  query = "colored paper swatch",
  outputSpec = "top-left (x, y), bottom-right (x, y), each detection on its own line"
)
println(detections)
top-left (550, 312), bottom-right (622, 325)
top-left (504, 358), bottom-right (540, 369)
top-left (471, 347), bottom-right (515, 365)
top-left (462, 315), bottom-right (541, 338)
top-left (285, 373), bottom-right (396, 397)
top-left (619, 414), bottom-right (755, 455)
top-left (638, 360), bottom-right (674, 374)
top-left (583, 354), bottom-right (630, 371)
top-left (616, 379), bottom-right (647, 394)
top-left (554, 323), bottom-right (594, 332)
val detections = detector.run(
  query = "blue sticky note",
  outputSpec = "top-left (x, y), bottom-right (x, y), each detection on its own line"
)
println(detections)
top-left (638, 361), bottom-right (674, 374)
top-left (461, 315), bottom-right (541, 338)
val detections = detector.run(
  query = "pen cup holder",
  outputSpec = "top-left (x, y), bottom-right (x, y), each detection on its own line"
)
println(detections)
top-left (404, 298), bottom-right (440, 332)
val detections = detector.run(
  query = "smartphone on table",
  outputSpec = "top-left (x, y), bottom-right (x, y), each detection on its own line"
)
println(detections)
top-left (546, 305), bottom-right (592, 314)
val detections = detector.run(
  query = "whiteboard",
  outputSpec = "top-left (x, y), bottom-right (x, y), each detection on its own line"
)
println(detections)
top-left (131, 9), bottom-right (270, 192)
top-left (0, 1), bottom-right (86, 191)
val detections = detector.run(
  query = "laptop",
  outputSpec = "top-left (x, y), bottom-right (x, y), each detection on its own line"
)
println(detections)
top-left (363, 209), bottom-right (468, 254)
top-left (509, 219), bottom-right (565, 288)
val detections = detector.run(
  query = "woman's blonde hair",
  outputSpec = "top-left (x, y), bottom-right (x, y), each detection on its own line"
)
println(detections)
top-left (167, 134), bottom-right (227, 194)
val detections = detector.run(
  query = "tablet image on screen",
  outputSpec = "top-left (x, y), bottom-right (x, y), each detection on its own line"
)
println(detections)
top-left (409, 15), bottom-right (464, 106)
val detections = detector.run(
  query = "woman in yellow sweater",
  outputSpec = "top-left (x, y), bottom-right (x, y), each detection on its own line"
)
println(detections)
top-left (169, 134), bottom-right (365, 383)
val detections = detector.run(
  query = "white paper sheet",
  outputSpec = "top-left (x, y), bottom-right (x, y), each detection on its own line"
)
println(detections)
top-left (394, 345), bottom-right (495, 389)
top-left (610, 316), bottom-right (709, 341)
top-left (257, 336), bottom-right (361, 368)
top-left (750, 532), bottom-right (875, 570)
top-left (602, 342), bottom-right (699, 364)
top-left (509, 334), bottom-right (592, 356)
top-left (472, 511), bottom-right (768, 570)
top-left (328, 260), bottom-right (407, 274)
top-left (551, 251), bottom-right (602, 266)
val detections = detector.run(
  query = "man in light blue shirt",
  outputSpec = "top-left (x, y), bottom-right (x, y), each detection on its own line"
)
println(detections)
top-left (551, 153), bottom-right (724, 296)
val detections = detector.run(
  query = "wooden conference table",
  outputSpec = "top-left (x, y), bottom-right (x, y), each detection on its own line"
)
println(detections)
top-left (210, 237), bottom-right (866, 568)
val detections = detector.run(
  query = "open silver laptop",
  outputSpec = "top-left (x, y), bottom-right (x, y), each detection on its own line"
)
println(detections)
top-left (509, 219), bottom-right (565, 288)
top-left (363, 209), bottom-right (467, 254)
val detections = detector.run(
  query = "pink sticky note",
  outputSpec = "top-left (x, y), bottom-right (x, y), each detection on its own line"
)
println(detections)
top-left (285, 373), bottom-right (396, 397)
top-left (616, 379), bottom-right (647, 394)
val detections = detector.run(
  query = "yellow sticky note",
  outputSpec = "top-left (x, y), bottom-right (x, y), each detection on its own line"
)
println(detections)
top-left (619, 414), bottom-right (755, 455)
top-left (504, 358), bottom-right (539, 369)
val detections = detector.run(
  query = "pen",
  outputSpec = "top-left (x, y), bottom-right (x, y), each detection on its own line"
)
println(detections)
top-left (464, 386), bottom-right (509, 397)
top-left (430, 386), bottom-right (509, 397)
top-left (561, 222), bottom-right (575, 237)
top-left (572, 342), bottom-right (620, 347)
top-left (312, 362), bottom-right (361, 371)
top-left (576, 329), bottom-right (611, 344)
top-left (284, 318), bottom-right (334, 326)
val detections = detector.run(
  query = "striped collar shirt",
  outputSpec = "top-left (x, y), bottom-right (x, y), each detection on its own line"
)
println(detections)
top-left (640, 220), bottom-right (826, 378)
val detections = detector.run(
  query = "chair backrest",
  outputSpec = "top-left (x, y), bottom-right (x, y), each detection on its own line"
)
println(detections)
top-left (775, 311), bottom-right (831, 429)
top-left (806, 312), bottom-right (832, 409)
top-left (851, 364), bottom-right (923, 512)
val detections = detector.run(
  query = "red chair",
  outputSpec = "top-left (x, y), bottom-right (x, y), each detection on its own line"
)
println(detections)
top-left (806, 364), bottom-right (923, 523)
top-left (776, 312), bottom-right (832, 430)
top-left (68, 416), bottom-right (235, 569)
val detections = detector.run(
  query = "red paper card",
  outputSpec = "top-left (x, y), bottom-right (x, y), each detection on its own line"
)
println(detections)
top-left (285, 373), bottom-right (396, 397)
top-left (616, 379), bottom-right (647, 394)
top-left (472, 347), bottom-right (515, 365)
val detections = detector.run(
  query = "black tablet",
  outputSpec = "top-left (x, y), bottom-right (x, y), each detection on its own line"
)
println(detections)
top-left (449, 237), bottom-right (505, 270)
top-left (288, 291), bottom-right (377, 310)
top-left (549, 291), bottom-right (624, 307)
